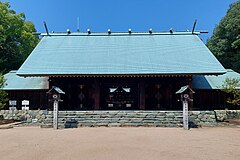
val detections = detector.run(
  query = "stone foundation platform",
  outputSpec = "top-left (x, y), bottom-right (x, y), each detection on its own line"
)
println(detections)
top-left (1, 110), bottom-right (240, 128)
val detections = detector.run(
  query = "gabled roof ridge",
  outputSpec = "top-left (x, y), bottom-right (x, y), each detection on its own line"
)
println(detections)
top-left (39, 31), bottom-right (202, 37)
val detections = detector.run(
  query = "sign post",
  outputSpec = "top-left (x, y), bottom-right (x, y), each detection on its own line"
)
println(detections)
top-left (176, 85), bottom-right (195, 130)
top-left (22, 100), bottom-right (29, 110)
top-left (9, 100), bottom-right (17, 109)
top-left (9, 100), bottom-right (17, 119)
top-left (47, 86), bottom-right (65, 130)
top-left (53, 100), bottom-right (59, 129)
top-left (182, 100), bottom-right (189, 130)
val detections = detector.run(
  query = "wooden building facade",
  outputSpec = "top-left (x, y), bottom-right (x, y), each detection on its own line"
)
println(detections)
top-left (50, 76), bottom-right (190, 110)
top-left (192, 69), bottom-right (240, 110)
top-left (9, 31), bottom-right (229, 110)
top-left (3, 71), bottom-right (49, 110)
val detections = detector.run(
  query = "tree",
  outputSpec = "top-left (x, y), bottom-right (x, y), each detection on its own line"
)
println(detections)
top-left (0, 74), bottom-right (7, 109)
top-left (222, 78), bottom-right (240, 106)
top-left (0, 2), bottom-right (39, 74)
top-left (206, 1), bottom-right (240, 72)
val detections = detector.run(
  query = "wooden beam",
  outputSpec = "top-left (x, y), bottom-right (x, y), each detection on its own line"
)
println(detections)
top-left (139, 79), bottom-right (145, 110)
top-left (94, 79), bottom-right (100, 110)
top-left (187, 77), bottom-right (193, 110)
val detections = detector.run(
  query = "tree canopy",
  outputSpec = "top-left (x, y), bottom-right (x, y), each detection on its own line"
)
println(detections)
top-left (222, 78), bottom-right (240, 107)
top-left (0, 2), bottom-right (39, 74)
top-left (207, 1), bottom-right (240, 72)
top-left (0, 74), bottom-right (7, 109)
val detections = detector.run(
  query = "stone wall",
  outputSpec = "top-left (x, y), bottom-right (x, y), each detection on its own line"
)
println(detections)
top-left (0, 110), bottom-right (47, 125)
top-left (1, 110), bottom-right (240, 128)
top-left (214, 110), bottom-right (240, 121)
top-left (189, 111), bottom-right (217, 127)
top-left (55, 111), bottom-right (183, 128)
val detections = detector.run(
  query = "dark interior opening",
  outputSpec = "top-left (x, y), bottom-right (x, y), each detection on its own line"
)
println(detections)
top-left (50, 77), bottom-right (188, 110)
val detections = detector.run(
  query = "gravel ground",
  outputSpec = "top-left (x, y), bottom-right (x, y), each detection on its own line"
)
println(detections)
top-left (0, 127), bottom-right (240, 160)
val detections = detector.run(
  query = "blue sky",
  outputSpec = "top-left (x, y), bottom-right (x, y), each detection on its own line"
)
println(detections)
top-left (2, 0), bottom-right (238, 42)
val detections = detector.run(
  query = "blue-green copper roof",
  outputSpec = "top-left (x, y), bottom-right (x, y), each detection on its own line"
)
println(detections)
top-left (17, 32), bottom-right (226, 76)
top-left (192, 69), bottom-right (240, 89)
top-left (3, 70), bottom-right (49, 90)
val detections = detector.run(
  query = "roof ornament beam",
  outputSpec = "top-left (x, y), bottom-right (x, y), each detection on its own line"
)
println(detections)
top-left (43, 21), bottom-right (50, 36)
top-left (192, 19), bottom-right (197, 34)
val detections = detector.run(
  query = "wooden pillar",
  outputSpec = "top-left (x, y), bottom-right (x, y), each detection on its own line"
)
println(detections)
top-left (139, 79), bottom-right (145, 110)
top-left (94, 79), bottom-right (100, 110)
top-left (187, 76), bottom-right (193, 110)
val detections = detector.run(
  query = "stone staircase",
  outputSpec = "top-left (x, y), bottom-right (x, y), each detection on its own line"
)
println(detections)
top-left (41, 111), bottom-right (184, 128)
top-left (3, 109), bottom-right (238, 128)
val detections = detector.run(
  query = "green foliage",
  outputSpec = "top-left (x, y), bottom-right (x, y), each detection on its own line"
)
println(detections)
top-left (206, 1), bottom-right (240, 72)
top-left (222, 78), bottom-right (240, 106)
top-left (0, 2), bottom-right (39, 74)
top-left (0, 74), bottom-right (8, 109)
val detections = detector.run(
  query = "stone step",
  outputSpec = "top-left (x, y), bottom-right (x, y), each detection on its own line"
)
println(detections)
top-left (42, 120), bottom-right (183, 127)
top-left (40, 124), bottom-right (53, 128)
top-left (42, 111), bottom-right (185, 128)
